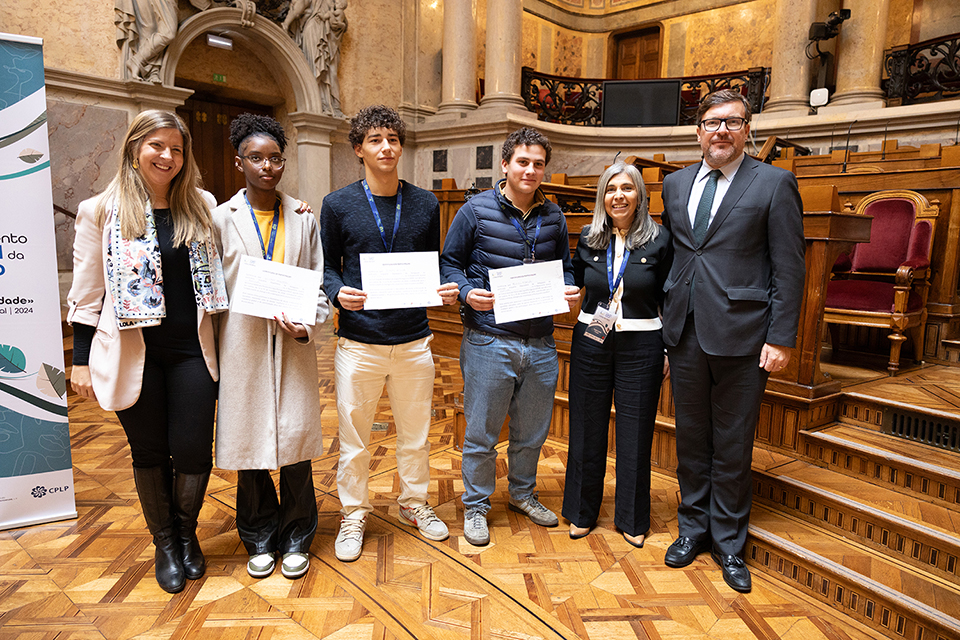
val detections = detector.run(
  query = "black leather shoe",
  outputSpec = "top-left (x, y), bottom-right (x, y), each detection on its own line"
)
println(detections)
top-left (664, 536), bottom-right (706, 567)
top-left (711, 550), bottom-right (752, 592)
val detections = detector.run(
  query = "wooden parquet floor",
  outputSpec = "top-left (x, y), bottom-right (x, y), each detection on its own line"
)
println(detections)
top-left (0, 323), bottom-right (879, 640)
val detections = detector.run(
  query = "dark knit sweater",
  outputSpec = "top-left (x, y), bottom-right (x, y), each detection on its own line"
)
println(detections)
top-left (320, 180), bottom-right (441, 345)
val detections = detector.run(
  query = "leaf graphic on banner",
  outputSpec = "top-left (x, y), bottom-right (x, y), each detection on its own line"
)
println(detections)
top-left (18, 148), bottom-right (43, 163)
top-left (37, 363), bottom-right (66, 398)
top-left (0, 345), bottom-right (27, 373)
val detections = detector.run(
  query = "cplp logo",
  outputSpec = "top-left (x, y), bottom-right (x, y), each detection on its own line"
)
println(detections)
top-left (30, 485), bottom-right (69, 499)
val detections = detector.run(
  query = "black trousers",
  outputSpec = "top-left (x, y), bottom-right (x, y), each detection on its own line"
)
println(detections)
top-left (562, 324), bottom-right (664, 537)
top-left (236, 460), bottom-right (318, 555)
top-left (667, 316), bottom-right (770, 556)
top-left (116, 346), bottom-right (216, 474)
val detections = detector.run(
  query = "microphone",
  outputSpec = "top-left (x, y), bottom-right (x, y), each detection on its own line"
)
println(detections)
top-left (841, 120), bottom-right (857, 173)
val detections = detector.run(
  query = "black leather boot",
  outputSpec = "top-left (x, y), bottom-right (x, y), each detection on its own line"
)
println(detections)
top-left (173, 471), bottom-right (210, 580)
top-left (133, 466), bottom-right (185, 594)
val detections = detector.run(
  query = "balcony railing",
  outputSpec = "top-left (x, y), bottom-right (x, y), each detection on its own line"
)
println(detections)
top-left (884, 33), bottom-right (960, 106)
top-left (521, 66), bottom-right (770, 127)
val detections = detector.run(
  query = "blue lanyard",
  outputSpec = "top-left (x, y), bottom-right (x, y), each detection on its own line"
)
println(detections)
top-left (244, 192), bottom-right (280, 261)
top-left (498, 199), bottom-right (542, 262)
top-left (607, 240), bottom-right (631, 302)
top-left (362, 179), bottom-right (402, 252)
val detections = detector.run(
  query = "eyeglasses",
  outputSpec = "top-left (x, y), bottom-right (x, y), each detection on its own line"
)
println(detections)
top-left (699, 117), bottom-right (746, 132)
top-left (239, 155), bottom-right (286, 169)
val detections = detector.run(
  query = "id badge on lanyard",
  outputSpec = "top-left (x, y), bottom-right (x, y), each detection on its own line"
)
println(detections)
top-left (583, 241), bottom-right (630, 344)
top-left (584, 301), bottom-right (617, 343)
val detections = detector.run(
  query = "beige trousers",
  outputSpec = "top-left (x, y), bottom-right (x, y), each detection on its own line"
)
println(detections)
top-left (334, 335), bottom-right (436, 519)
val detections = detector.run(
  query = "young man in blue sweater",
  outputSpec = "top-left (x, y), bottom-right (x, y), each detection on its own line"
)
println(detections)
top-left (321, 105), bottom-right (459, 561)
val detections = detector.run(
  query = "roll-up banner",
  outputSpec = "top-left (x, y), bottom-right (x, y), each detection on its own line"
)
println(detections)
top-left (0, 33), bottom-right (77, 530)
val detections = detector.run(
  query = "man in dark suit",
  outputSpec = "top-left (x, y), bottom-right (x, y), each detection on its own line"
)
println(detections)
top-left (660, 89), bottom-right (806, 592)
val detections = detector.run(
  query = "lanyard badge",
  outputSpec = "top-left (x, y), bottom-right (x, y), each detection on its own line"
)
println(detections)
top-left (584, 241), bottom-right (631, 344)
top-left (498, 198), bottom-right (542, 263)
top-left (245, 192), bottom-right (281, 261)
top-left (362, 179), bottom-right (402, 252)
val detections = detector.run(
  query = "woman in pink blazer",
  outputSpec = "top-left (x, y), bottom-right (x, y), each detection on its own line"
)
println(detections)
top-left (67, 110), bottom-right (228, 593)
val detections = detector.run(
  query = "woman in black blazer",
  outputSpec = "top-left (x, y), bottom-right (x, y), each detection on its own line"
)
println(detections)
top-left (562, 161), bottom-right (672, 546)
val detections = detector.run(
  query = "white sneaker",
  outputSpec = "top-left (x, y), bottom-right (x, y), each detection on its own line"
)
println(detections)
top-left (399, 504), bottom-right (449, 541)
top-left (335, 517), bottom-right (366, 562)
top-left (247, 552), bottom-right (275, 578)
top-left (508, 495), bottom-right (558, 527)
top-left (463, 508), bottom-right (489, 546)
top-left (281, 552), bottom-right (309, 579)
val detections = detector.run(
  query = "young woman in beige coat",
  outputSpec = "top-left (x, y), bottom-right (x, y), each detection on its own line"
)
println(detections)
top-left (213, 114), bottom-right (330, 580)
top-left (67, 110), bottom-right (228, 593)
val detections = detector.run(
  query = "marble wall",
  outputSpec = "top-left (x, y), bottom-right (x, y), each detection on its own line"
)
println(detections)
top-left (46, 102), bottom-right (128, 271)
top-left (1, 0), bottom-right (120, 78)
top-left (521, 0), bottom-right (778, 80)
top-left (339, 0), bottom-right (404, 116)
top-left (662, 0), bottom-right (776, 76)
top-left (916, 0), bottom-right (960, 42)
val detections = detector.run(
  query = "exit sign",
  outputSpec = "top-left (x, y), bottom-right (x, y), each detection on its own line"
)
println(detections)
top-left (212, 73), bottom-right (226, 83)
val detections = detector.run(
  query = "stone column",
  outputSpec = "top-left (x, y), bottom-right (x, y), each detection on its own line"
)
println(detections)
top-left (288, 112), bottom-right (344, 212)
top-left (763, 0), bottom-right (818, 115)
top-left (479, 0), bottom-right (525, 110)
top-left (437, 0), bottom-right (478, 114)
top-left (824, 0), bottom-right (890, 110)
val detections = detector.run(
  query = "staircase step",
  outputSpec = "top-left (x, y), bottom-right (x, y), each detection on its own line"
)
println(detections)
top-left (754, 457), bottom-right (960, 583)
top-left (800, 424), bottom-right (960, 510)
top-left (747, 506), bottom-right (960, 640)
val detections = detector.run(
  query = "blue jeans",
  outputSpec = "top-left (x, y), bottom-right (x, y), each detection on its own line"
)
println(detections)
top-left (460, 328), bottom-right (559, 513)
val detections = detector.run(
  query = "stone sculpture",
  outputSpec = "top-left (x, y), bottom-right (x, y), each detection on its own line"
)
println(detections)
top-left (115, 0), bottom-right (179, 82)
top-left (116, 0), bottom-right (259, 82)
top-left (283, 0), bottom-right (348, 117)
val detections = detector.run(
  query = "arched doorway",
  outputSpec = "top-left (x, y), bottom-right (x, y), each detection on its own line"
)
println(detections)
top-left (161, 7), bottom-right (339, 209)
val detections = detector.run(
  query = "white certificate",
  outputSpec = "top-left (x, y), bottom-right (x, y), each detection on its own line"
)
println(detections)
top-left (488, 260), bottom-right (567, 324)
top-left (230, 255), bottom-right (323, 325)
top-left (359, 251), bottom-right (443, 310)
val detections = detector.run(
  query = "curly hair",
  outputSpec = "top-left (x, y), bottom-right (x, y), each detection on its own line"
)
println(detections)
top-left (348, 105), bottom-right (406, 157)
top-left (229, 113), bottom-right (287, 153)
top-left (501, 127), bottom-right (552, 165)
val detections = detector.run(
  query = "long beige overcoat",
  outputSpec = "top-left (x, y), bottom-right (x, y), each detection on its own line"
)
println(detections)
top-left (213, 190), bottom-right (330, 470)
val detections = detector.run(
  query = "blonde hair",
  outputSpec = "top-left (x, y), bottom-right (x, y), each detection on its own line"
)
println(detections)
top-left (95, 110), bottom-right (212, 246)
top-left (583, 161), bottom-right (660, 251)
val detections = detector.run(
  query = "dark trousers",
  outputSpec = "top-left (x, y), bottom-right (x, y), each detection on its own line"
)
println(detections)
top-left (667, 316), bottom-right (770, 556)
top-left (236, 460), bottom-right (318, 555)
top-left (116, 347), bottom-right (216, 474)
top-left (562, 324), bottom-right (664, 537)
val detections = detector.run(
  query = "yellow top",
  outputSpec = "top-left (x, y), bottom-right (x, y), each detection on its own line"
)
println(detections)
top-left (252, 203), bottom-right (285, 263)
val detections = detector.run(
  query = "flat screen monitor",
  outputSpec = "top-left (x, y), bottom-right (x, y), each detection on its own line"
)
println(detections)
top-left (601, 79), bottom-right (682, 127)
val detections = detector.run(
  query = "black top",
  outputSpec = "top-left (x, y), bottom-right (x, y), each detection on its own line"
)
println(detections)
top-left (320, 180), bottom-right (441, 345)
top-left (573, 224), bottom-right (673, 323)
top-left (72, 208), bottom-right (201, 365)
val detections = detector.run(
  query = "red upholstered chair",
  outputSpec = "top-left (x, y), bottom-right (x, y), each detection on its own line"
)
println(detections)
top-left (824, 190), bottom-right (938, 374)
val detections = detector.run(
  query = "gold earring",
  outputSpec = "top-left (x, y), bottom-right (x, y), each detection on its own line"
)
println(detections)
top-left (133, 159), bottom-right (139, 169)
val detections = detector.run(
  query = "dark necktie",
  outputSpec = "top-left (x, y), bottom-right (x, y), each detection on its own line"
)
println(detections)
top-left (688, 169), bottom-right (722, 313)
top-left (693, 169), bottom-right (722, 245)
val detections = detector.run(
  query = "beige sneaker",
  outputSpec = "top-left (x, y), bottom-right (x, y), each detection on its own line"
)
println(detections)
top-left (335, 517), bottom-right (366, 562)
top-left (399, 504), bottom-right (449, 541)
